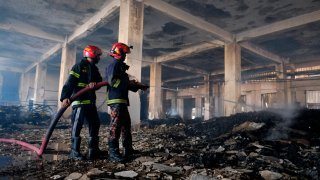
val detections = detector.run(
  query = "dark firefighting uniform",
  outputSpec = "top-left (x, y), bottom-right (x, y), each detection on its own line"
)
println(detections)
top-left (105, 58), bottom-right (139, 157)
top-left (60, 58), bottom-right (102, 147)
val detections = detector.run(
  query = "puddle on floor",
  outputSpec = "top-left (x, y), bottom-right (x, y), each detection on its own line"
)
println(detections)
top-left (0, 142), bottom-right (70, 178)
top-left (0, 156), bottom-right (13, 169)
top-left (0, 142), bottom-right (69, 167)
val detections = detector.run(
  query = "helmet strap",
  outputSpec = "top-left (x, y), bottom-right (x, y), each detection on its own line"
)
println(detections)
top-left (92, 56), bottom-right (100, 64)
top-left (119, 53), bottom-right (126, 61)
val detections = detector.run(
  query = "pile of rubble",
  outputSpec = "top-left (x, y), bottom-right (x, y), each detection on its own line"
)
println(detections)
top-left (0, 105), bottom-right (53, 128)
top-left (0, 108), bottom-right (319, 179)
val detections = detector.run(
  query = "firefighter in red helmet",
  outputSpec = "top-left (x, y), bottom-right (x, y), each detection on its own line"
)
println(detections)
top-left (60, 45), bottom-right (103, 160)
top-left (106, 42), bottom-right (148, 162)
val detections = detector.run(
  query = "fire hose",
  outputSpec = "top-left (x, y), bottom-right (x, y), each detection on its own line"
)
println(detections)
top-left (0, 81), bottom-right (109, 156)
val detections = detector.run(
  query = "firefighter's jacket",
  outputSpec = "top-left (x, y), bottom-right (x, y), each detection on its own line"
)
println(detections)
top-left (105, 58), bottom-right (139, 106)
top-left (60, 58), bottom-right (102, 107)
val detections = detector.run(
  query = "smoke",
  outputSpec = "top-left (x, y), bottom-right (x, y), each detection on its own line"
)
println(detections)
top-left (0, 72), bottom-right (20, 102)
top-left (266, 105), bottom-right (300, 140)
top-left (167, 108), bottom-right (178, 116)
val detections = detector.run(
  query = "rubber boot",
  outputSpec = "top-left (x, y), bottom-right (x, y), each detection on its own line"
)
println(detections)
top-left (87, 136), bottom-right (101, 160)
top-left (122, 134), bottom-right (139, 158)
top-left (123, 147), bottom-right (139, 158)
top-left (69, 137), bottom-right (85, 160)
top-left (108, 141), bottom-right (124, 162)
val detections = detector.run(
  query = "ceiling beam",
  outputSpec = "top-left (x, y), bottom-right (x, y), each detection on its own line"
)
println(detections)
top-left (0, 57), bottom-right (31, 67)
top-left (240, 42), bottom-right (288, 64)
top-left (0, 55), bottom-right (35, 62)
top-left (155, 40), bottom-right (223, 63)
top-left (162, 63), bottom-right (209, 75)
top-left (145, 0), bottom-right (286, 66)
top-left (0, 57), bottom-right (16, 63)
top-left (0, 65), bottom-right (24, 73)
top-left (242, 56), bottom-right (259, 66)
top-left (24, 0), bottom-right (120, 73)
top-left (0, 20), bottom-right (64, 42)
top-left (210, 64), bottom-right (276, 76)
top-left (242, 64), bottom-right (276, 72)
top-left (67, 0), bottom-right (120, 43)
top-left (142, 56), bottom-right (154, 67)
top-left (290, 55), bottom-right (320, 66)
top-left (164, 75), bottom-right (203, 83)
top-left (144, 0), bottom-right (233, 42)
top-left (236, 9), bottom-right (320, 42)
top-left (25, 44), bottom-right (62, 73)
top-left (163, 64), bottom-right (276, 83)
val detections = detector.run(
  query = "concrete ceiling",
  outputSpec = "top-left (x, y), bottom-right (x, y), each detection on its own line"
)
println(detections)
top-left (1, 0), bottom-right (320, 86)
top-left (163, 0), bottom-right (320, 33)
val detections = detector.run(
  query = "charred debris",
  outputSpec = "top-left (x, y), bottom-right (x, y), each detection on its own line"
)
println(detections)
top-left (0, 108), bottom-right (319, 179)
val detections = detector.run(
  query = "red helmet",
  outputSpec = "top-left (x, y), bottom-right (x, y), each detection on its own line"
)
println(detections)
top-left (83, 45), bottom-right (102, 59)
top-left (110, 42), bottom-right (131, 60)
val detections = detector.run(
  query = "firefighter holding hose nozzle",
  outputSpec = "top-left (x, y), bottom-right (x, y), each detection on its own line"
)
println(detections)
top-left (106, 42), bottom-right (149, 162)
top-left (60, 45), bottom-right (103, 160)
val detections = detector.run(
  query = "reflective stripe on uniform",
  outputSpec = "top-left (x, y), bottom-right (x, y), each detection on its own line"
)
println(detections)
top-left (113, 79), bottom-right (121, 88)
top-left (72, 100), bottom-right (91, 106)
top-left (106, 99), bottom-right (128, 104)
top-left (70, 71), bottom-right (80, 78)
top-left (77, 82), bottom-right (88, 87)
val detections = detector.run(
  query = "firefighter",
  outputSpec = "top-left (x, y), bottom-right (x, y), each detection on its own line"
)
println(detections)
top-left (60, 45), bottom-right (103, 160)
top-left (106, 42), bottom-right (148, 162)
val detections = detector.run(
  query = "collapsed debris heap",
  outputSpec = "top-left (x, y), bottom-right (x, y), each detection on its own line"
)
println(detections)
top-left (0, 108), bottom-right (319, 179)
top-left (0, 105), bottom-right (53, 128)
top-left (139, 108), bottom-right (320, 179)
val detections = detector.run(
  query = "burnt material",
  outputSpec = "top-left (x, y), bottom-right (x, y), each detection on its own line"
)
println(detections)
top-left (1, 108), bottom-right (320, 179)
top-left (0, 104), bottom-right (53, 129)
top-left (186, 110), bottom-right (281, 138)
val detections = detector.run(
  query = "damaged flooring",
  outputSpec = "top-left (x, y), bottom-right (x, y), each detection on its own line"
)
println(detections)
top-left (0, 109), bottom-right (320, 179)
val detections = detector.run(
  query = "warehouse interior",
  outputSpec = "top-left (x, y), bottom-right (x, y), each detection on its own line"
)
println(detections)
top-left (1, 0), bottom-right (320, 179)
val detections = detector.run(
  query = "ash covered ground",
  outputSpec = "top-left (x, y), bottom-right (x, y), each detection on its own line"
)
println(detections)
top-left (0, 108), bottom-right (320, 179)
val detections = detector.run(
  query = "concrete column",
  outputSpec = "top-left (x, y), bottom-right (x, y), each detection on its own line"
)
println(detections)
top-left (171, 98), bottom-right (177, 111)
top-left (148, 63), bottom-right (162, 119)
top-left (195, 97), bottom-right (202, 118)
top-left (286, 64), bottom-right (295, 106)
top-left (58, 44), bottom-right (76, 117)
top-left (170, 92), bottom-right (177, 115)
top-left (254, 84), bottom-right (262, 111)
top-left (213, 83), bottom-right (219, 117)
top-left (118, 0), bottom-right (144, 125)
top-left (213, 83), bottom-right (224, 117)
top-left (219, 83), bottom-right (225, 116)
top-left (224, 42), bottom-right (241, 116)
top-left (33, 62), bottom-right (47, 104)
top-left (276, 63), bottom-right (287, 107)
top-left (19, 72), bottom-right (32, 103)
top-left (19, 73), bottom-right (26, 102)
top-left (256, 90), bottom-right (262, 110)
top-left (286, 81), bottom-right (292, 106)
top-left (204, 75), bottom-right (213, 120)
top-left (162, 89), bottom-right (167, 114)
top-left (0, 72), bottom-right (3, 101)
top-left (177, 98), bottom-right (184, 119)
